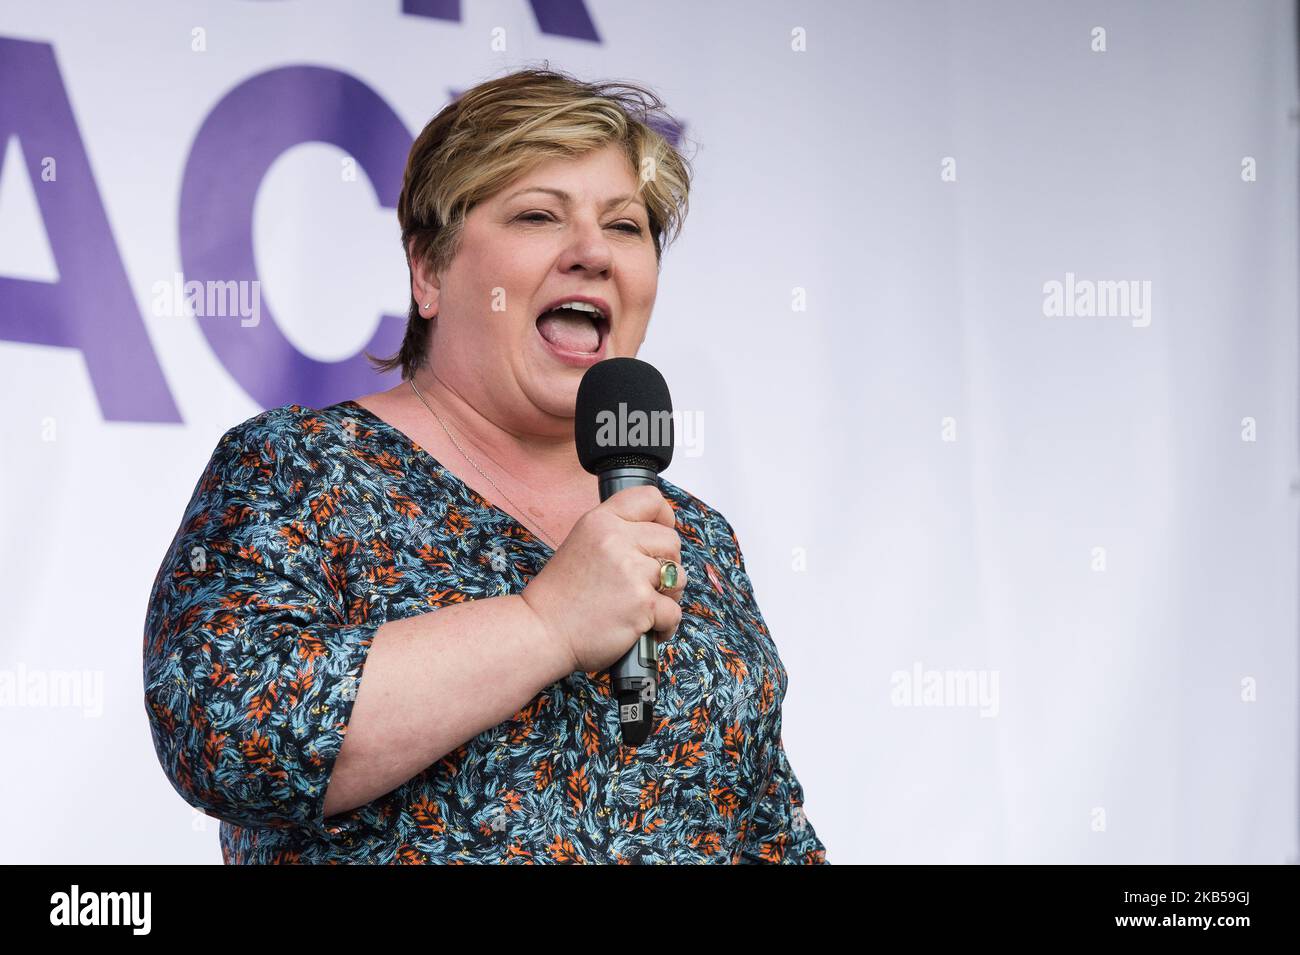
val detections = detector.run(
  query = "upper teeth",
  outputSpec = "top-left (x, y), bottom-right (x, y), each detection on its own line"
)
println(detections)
top-left (551, 301), bottom-right (606, 321)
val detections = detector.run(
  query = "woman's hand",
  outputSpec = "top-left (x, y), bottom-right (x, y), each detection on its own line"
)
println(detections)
top-left (520, 484), bottom-right (688, 674)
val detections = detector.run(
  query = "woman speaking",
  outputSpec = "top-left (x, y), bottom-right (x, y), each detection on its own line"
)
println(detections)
top-left (142, 67), bottom-right (828, 864)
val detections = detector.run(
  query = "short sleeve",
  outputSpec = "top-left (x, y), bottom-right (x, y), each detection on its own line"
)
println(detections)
top-left (712, 512), bottom-right (829, 865)
top-left (142, 413), bottom-right (380, 837)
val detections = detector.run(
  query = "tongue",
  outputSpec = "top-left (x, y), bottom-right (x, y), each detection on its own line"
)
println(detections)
top-left (536, 308), bottom-right (599, 353)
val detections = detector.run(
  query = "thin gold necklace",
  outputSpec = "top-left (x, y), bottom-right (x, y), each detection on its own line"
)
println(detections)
top-left (407, 376), bottom-right (560, 550)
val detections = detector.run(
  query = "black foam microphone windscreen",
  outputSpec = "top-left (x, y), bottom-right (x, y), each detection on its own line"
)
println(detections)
top-left (575, 357), bottom-right (674, 475)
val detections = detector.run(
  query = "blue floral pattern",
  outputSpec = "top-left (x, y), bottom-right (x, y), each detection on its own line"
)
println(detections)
top-left (142, 401), bottom-right (828, 864)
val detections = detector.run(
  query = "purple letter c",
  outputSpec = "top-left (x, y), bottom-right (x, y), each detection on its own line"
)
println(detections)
top-left (180, 66), bottom-right (410, 410)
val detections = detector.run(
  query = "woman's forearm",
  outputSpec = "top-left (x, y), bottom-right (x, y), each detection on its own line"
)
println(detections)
top-left (322, 593), bottom-right (572, 818)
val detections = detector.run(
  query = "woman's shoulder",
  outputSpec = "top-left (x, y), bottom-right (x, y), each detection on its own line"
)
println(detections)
top-left (211, 401), bottom-right (378, 465)
top-left (215, 401), bottom-right (361, 450)
top-left (200, 402), bottom-right (371, 501)
top-left (656, 478), bottom-right (764, 605)
top-left (657, 477), bottom-right (744, 554)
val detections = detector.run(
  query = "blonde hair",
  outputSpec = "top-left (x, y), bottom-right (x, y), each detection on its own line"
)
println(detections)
top-left (367, 66), bottom-right (694, 379)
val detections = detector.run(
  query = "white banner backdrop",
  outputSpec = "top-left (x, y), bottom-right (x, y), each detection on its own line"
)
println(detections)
top-left (0, 0), bottom-right (1294, 863)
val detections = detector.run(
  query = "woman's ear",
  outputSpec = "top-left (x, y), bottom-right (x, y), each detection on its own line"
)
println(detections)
top-left (408, 240), bottom-right (440, 319)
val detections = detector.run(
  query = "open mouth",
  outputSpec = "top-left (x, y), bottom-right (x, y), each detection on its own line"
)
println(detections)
top-left (534, 302), bottom-right (610, 355)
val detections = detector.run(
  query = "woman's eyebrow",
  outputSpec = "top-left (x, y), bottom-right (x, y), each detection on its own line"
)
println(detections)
top-left (504, 186), bottom-right (645, 210)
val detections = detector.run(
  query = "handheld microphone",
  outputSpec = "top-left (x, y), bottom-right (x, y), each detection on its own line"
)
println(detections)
top-left (575, 357), bottom-right (675, 746)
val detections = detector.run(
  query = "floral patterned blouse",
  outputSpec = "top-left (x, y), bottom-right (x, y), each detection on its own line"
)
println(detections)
top-left (142, 400), bottom-right (828, 864)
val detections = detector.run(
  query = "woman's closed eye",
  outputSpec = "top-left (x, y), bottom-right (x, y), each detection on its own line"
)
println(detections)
top-left (516, 211), bottom-right (642, 234)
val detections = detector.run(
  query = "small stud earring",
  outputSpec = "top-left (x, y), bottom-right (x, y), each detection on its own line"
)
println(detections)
top-left (423, 302), bottom-right (431, 309)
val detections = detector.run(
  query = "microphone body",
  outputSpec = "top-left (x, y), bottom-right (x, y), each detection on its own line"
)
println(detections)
top-left (598, 464), bottom-right (663, 746)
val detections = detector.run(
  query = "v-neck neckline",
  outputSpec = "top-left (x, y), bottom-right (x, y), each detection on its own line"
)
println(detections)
top-left (334, 399), bottom-right (557, 557)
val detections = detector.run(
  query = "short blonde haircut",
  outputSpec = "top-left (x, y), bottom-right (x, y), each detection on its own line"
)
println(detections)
top-left (368, 66), bottom-right (694, 379)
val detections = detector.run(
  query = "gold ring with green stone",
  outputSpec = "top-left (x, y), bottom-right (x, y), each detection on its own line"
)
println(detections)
top-left (655, 557), bottom-right (681, 593)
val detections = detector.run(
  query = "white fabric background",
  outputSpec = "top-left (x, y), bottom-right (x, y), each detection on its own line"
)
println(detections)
top-left (0, 0), bottom-right (1294, 863)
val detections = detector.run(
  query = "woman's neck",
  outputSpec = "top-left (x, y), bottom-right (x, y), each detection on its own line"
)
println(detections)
top-left (406, 367), bottom-right (589, 498)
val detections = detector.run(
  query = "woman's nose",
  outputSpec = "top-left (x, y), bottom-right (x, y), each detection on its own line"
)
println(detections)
top-left (557, 217), bottom-right (613, 274)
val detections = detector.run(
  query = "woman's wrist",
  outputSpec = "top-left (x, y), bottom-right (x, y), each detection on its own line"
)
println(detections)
top-left (510, 592), bottom-right (575, 685)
